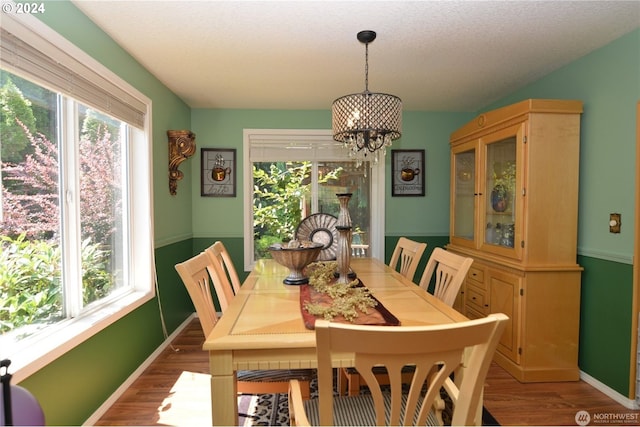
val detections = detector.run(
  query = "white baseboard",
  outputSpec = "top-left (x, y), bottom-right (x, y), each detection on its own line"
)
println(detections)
top-left (580, 370), bottom-right (640, 410)
top-left (83, 313), bottom-right (197, 426)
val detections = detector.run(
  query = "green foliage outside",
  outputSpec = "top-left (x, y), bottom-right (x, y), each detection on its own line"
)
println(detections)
top-left (0, 77), bottom-right (36, 163)
top-left (0, 234), bottom-right (62, 333)
top-left (0, 71), bottom-right (118, 335)
top-left (0, 234), bottom-right (113, 334)
top-left (252, 161), bottom-right (342, 259)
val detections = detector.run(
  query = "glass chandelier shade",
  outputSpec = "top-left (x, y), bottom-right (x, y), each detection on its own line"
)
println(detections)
top-left (332, 31), bottom-right (402, 164)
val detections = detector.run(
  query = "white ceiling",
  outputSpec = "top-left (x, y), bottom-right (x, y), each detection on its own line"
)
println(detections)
top-left (72, 0), bottom-right (640, 112)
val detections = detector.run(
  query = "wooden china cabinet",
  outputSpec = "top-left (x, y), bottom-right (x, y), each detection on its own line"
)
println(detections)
top-left (447, 99), bottom-right (583, 382)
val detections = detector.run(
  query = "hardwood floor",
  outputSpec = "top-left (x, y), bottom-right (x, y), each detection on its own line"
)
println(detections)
top-left (95, 319), bottom-right (637, 426)
top-left (482, 362), bottom-right (638, 426)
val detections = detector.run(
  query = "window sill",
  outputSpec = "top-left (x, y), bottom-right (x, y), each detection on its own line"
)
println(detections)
top-left (2, 290), bottom-right (154, 384)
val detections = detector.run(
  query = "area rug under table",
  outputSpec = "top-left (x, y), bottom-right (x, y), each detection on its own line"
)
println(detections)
top-left (238, 390), bottom-right (500, 426)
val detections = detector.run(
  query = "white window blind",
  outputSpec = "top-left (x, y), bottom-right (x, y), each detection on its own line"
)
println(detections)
top-left (248, 130), bottom-right (349, 162)
top-left (0, 25), bottom-right (146, 129)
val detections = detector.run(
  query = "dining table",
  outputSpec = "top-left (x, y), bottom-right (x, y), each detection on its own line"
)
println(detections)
top-left (202, 256), bottom-right (471, 426)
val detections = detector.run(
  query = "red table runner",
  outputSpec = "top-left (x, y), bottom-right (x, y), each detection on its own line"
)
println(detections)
top-left (299, 279), bottom-right (401, 330)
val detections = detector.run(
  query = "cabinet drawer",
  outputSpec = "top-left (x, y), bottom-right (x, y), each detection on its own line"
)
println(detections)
top-left (467, 267), bottom-right (485, 288)
top-left (466, 287), bottom-right (489, 314)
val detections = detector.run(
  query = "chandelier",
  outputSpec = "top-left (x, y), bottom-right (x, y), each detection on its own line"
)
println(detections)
top-left (332, 30), bottom-right (402, 165)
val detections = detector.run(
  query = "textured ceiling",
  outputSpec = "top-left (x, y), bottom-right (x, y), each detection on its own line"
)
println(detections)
top-left (72, 0), bottom-right (640, 112)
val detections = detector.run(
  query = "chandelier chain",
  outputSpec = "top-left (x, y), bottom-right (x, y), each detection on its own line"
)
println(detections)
top-left (364, 42), bottom-right (369, 92)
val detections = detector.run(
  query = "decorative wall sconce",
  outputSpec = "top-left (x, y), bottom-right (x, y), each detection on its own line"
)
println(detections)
top-left (168, 130), bottom-right (196, 195)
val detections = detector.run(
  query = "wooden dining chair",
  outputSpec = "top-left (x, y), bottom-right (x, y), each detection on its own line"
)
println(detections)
top-left (175, 252), bottom-right (228, 335)
top-left (418, 247), bottom-right (474, 307)
top-left (204, 241), bottom-right (240, 309)
top-left (289, 314), bottom-right (508, 426)
top-left (388, 237), bottom-right (427, 282)
top-left (339, 248), bottom-right (475, 397)
top-left (175, 252), bottom-right (314, 398)
top-left (339, 237), bottom-right (427, 397)
top-left (205, 241), bottom-right (241, 294)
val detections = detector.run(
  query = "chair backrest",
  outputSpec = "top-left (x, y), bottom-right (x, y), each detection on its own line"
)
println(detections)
top-left (205, 241), bottom-right (241, 294)
top-left (418, 247), bottom-right (474, 307)
top-left (175, 252), bottom-right (229, 335)
top-left (314, 314), bottom-right (508, 426)
top-left (388, 237), bottom-right (427, 281)
top-left (205, 241), bottom-right (240, 302)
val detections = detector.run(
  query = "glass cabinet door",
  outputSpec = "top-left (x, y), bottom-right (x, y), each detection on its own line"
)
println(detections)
top-left (451, 141), bottom-right (477, 248)
top-left (450, 123), bottom-right (524, 257)
top-left (480, 123), bottom-right (524, 258)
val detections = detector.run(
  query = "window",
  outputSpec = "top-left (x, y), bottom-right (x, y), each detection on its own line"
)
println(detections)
top-left (243, 129), bottom-right (385, 271)
top-left (0, 13), bottom-right (153, 382)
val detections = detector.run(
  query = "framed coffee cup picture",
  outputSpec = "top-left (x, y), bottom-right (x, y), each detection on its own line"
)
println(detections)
top-left (201, 148), bottom-right (236, 197)
top-left (391, 149), bottom-right (425, 197)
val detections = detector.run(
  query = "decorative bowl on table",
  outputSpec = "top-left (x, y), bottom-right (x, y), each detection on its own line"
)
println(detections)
top-left (268, 241), bottom-right (324, 285)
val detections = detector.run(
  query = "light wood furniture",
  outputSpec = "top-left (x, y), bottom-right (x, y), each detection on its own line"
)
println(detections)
top-left (388, 237), bottom-right (427, 282)
top-left (175, 252), bottom-right (313, 402)
top-left (202, 242), bottom-right (238, 314)
top-left (419, 247), bottom-right (475, 307)
top-left (202, 257), bottom-right (472, 426)
top-left (205, 241), bottom-right (241, 295)
top-left (340, 247), bottom-right (474, 397)
top-left (447, 99), bottom-right (583, 382)
top-left (289, 314), bottom-right (507, 426)
top-left (175, 252), bottom-right (227, 335)
top-left (338, 358), bottom-right (416, 398)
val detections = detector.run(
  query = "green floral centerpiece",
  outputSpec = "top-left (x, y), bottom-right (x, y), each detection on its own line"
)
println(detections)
top-left (303, 261), bottom-right (377, 322)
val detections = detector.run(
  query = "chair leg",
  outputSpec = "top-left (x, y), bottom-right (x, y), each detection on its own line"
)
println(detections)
top-left (347, 371), bottom-right (361, 396)
top-left (337, 368), bottom-right (348, 396)
top-left (299, 380), bottom-right (311, 400)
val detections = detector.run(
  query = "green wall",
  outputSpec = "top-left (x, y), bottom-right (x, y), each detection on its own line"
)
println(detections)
top-left (18, 301), bottom-right (163, 425)
top-left (191, 109), bottom-right (472, 241)
top-left (578, 256), bottom-right (634, 395)
top-left (484, 29), bottom-right (639, 261)
top-left (191, 109), bottom-right (330, 238)
top-left (14, 2), bottom-right (639, 424)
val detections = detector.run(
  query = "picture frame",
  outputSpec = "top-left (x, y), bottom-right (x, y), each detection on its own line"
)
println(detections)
top-left (391, 149), bottom-right (425, 197)
top-left (201, 148), bottom-right (236, 197)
